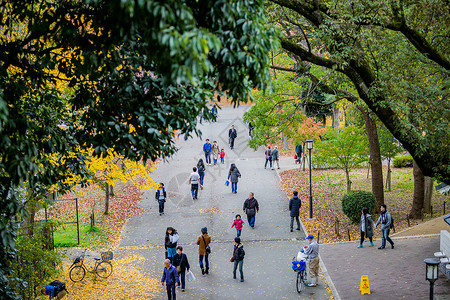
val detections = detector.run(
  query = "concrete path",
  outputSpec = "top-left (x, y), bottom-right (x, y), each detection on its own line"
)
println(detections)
top-left (119, 107), bottom-right (332, 299)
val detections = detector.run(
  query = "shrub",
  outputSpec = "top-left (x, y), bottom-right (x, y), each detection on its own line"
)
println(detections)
top-left (341, 190), bottom-right (376, 223)
top-left (393, 155), bottom-right (413, 168)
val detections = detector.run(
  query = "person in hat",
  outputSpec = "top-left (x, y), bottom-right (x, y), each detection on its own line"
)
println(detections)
top-left (196, 227), bottom-right (211, 275)
top-left (302, 234), bottom-right (319, 287)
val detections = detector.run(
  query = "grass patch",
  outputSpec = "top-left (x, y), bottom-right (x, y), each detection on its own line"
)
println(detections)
top-left (54, 225), bottom-right (107, 248)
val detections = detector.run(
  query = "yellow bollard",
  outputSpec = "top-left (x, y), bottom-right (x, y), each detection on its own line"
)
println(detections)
top-left (360, 275), bottom-right (371, 295)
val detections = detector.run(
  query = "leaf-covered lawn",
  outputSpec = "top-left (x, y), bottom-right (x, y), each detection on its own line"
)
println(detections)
top-left (280, 167), bottom-right (448, 244)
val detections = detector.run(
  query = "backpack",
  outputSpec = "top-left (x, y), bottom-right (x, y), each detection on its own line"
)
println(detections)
top-left (49, 280), bottom-right (67, 293)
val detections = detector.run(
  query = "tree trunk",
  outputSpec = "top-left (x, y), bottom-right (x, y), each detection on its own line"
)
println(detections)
top-left (25, 202), bottom-right (37, 236)
top-left (345, 170), bottom-right (352, 192)
top-left (360, 108), bottom-right (385, 209)
top-left (109, 184), bottom-right (114, 197)
top-left (332, 106), bottom-right (340, 128)
top-left (386, 159), bottom-right (392, 192)
top-left (104, 183), bottom-right (110, 215)
top-left (409, 160), bottom-right (424, 219)
top-left (423, 176), bottom-right (433, 214)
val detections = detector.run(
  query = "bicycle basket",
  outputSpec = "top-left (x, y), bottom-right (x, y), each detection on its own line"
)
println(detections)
top-left (101, 251), bottom-right (113, 261)
top-left (292, 261), bottom-right (306, 272)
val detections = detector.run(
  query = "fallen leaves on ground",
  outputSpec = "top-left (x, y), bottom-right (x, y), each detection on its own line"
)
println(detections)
top-left (199, 207), bottom-right (220, 214)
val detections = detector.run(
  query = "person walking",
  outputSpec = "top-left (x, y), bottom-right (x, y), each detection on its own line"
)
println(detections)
top-left (264, 146), bottom-right (272, 169)
top-left (227, 163), bottom-right (241, 194)
top-left (165, 227), bottom-right (179, 264)
top-left (375, 204), bottom-right (395, 249)
top-left (231, 237), bottom-right (245, 282)
top-left (161, 259), bottom-right (179, 300)
top-left (197, 159), bottom-right (206, 186)
top-left (212, 141), bottom-right (220, 165)
top-left (303, 234), bottom-right (319, 287)
top-left (155, 183), bottom-right (167, 215)
top-left (289, 191), bottom-right (301, 232)
top-left (196, 227), bottom-right (211, 275)
top-left (231, 214), bottom-right (245, 237)
top-left (172, 246), bottom-right (190, 292)
top-left (295, 143), bottom-right (303, 164)
top-left (220, 148), bottom-right (225, 164)
top-left (358, 207), bottom-right (375, 248)
top-left (248, 122), bottom-right (254, 138)
top-left (243, 192), bottom-right (259, 229)
top-left (203, 139), bottom-right (212, 165)
top-left (189, 167), bottom-right (201, 200)
top-left (229, 125), bottom-right (237, 149)
top-left (271, 146), bottom-right (280, 169)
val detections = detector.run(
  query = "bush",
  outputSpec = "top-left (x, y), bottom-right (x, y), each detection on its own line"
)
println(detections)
top-left (341, 190), bottom-right (376, 223)
top-left (393, 155), bottom-right (413, 168)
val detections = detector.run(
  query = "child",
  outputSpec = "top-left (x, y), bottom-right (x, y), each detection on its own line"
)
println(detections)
top-left (220, 148), bottom-right (225, 164)
top-left (231, 214), bottom-right (245, 237)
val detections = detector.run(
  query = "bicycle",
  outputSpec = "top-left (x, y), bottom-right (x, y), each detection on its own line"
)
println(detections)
top-left (69, 249), bottom-right (113, 282)
top-left (292, 252), bottom-right (308, 293)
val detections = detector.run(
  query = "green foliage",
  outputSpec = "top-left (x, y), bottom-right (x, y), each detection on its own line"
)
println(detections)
top-left (341, 190), bottom-right (376, 223)
top-left (378, 123), bottom-right (404, 161)
top-left (393, 155), bottom-right (414, 168)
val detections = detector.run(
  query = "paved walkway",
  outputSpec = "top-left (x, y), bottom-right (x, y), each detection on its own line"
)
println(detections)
top-left (119, 107), bottom-right (332, 299)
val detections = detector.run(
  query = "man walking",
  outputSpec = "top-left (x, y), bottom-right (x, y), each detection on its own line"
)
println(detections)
top-left (161, 259), bottom-right (179, 300)
top-left (295, 143), bottom-right (303, 164)
top-left (271, 146), bottom-right (280, 169)
top-left (189, 167), bottom-right (201, 200)
top-left (203, 139), bottom-right (212, 165)
top-left (375, 204), bottom-right (395, 249)
top-left (248, 122), bottom-right (253, 138)
top-left (289, 191), bottom-right (301, 232)
top-left (155, 183), bottom-right (167, 215)
top-left (229, 125), bottom-right (237, 149)
top-left (243, 192), bottom-right (259, 229)
top-left (303, 235), bottom-right (319, 287)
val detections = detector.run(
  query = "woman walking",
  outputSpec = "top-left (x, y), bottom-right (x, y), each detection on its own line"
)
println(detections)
top-left (358, 207), bottom-right (375, 248)
top-left (196, 227), bottom-right (211, 275)
top-left (165, 227), bottom-right (179, 264)
top-left (172, 246), bottom-right (190, 292)
top-left (212, 141), bottom-right (220, 165)
top-left (264, 146), bottom-right (272, 169)
top-left (197, 159), bottom-right (206, 186)
top-left (227, 163), bottom-right (241, 194)
top-left (231, 237), bottom-right (245, 282)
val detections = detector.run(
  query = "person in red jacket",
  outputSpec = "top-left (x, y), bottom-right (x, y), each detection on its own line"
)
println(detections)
top-left (220, 148), bottom-right (225, 164)
top-left (231, 214), bottom-right (245, 237)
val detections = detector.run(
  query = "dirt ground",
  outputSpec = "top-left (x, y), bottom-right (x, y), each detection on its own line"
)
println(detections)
top-left (393, 216), bottom-right (449, 237)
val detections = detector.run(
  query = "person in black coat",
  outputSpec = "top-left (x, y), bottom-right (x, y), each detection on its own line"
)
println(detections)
top-left (243, 193), bottom-right (259, 228)
top-left (289, 191), bottom-right (302, 232)
top-left (172, 246), bottom-right (190, 292)
top-left (232, 237), bottom-right (245, 282)
top-left (229, 125), bottom-right (237, 149)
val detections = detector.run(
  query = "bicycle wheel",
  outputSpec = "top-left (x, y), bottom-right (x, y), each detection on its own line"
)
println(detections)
top-left (296, 271), bottom-right (304, 293)
top-left (69, 266), bottom-right (86, 282)
top-left (96, 261), bottom-right (113, 278)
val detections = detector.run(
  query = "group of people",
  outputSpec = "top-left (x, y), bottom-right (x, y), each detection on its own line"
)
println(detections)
top-left (264, 145), bottom-right (280, 170)
top-left (358, 204), bottom-right (395, 250)
top-left (202, 139), bottom-right (225, 166)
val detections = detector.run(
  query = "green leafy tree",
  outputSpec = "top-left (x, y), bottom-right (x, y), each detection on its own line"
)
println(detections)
top-left (315, 126), bottom-right (369, 192)
top-left (378, 123), bottom-right (404, 191)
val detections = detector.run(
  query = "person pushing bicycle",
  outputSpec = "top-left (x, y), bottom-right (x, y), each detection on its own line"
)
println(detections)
top-left (302, 234), bottom-right (319, 287)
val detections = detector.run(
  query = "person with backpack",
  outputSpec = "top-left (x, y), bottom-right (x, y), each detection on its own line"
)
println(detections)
top-left (375, 204), bottom-right (395, 249)
top-left (41, 280), bottom-right (67, 300)
top-left (295, 143), bottom-right (303, 164)
top-left (264, 146), bottom-right (272, 169)
top-left (165, 227), bottom-right (179, 264)
top-left (203, 139), bottom-right (212, 165)
top-left (231, 237), bottom-right (245, 282)
top-left (155, 183), bottom-right (167, 216)
top-left (358, 207), bottom-right (375, 248)
top-left (227, 163), bottom-right (241, 194)
top-left (196, 227), bottom-right (211, 275)
top-left (243, 192), bottom-right (259, 229)
top-left (197, 159), bottom-right (206, 186)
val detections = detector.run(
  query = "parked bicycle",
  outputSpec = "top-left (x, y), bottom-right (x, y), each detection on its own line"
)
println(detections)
top-left (69, 248), bottom-right (113, 282)
top-left (292, 251), bottom-right (308, 293)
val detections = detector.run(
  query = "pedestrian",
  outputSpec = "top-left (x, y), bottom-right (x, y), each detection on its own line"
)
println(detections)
top-left (231, 237), bottom-right (245, 282)
top-left (172, 246), bottom-right (190, 292)
top-left (227, 163), bottom-right (241, 194)
top-left (302, 234), bottom-right (319, 287)
top-left (375, 204), bottom-right (395, 249)
top-left (161, 259), bottom-right (179, 300)
top-left (197, 159), bottom-right (206, 186)
top-left (248, 122), bottom-right (253, 138)
top-left (196, 227), bottom-right (211, 275)
top-left (231, 214), bottom-right (245, 237)
top-left (41, 281), bottom-right (67, 300)
top-left (358, 207), bottom-right (375, 248)
top-left (289, 191), bottom-right (301, 232)
top-left (155, 183), bottom-right (167, 216)
top-left (189, 167), bottom-right (201, 200)
top-left (220, 148), bottom-right (225, 164)
top-left (203, 139), bottom-right (212, 165)
top-left (211, 107), bottom-right (217, 121)
top-left (229, 125), bottom-right (237, 149)
top-left (243, 192), bottom-right (259, 229)
top-left (271, 146), bottom-right (280, 169)
top-left (212, 141), bottom-right (220, 165)
top-left (264, 145), bottom-right (272, 169)
top-left (295, 143), bottom-right (303, 164)
top-left (165, 227), bottom-right (179, 264)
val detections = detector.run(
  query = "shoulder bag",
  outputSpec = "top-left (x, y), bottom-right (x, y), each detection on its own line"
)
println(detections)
top-left (202, 235), bottom-right (211, 254)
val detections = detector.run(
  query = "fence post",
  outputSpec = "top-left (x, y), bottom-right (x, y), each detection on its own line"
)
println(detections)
top-left (76, 198), bottom-right (80, 245)
top-left (317, 231), bottom-right (320, 244)
top-left (335, 217), bottom-right (340, 236)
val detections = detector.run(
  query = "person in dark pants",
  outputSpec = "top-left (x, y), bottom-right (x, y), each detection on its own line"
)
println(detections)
top-left (161, 259), bottom-right (179, 300)
top-left (227, 163), bottom-right (241, 194)
top-left (264, 145), bottom-right (272, 169)
top-left (375, 204), bottom-right (394, 249)
top-left (172, 246), bottom-right (190, 292)
top-left (229, 125), bottom-right (237, 149)
top-left (358, 207), bottom-right (375, 248)
top-left (196, 227), bottom-right (211, 275)
top-left (243, 192), bottom-right (259, 229)
top-left (248, 122), bottom-right (254, 138)
top-left (232, 237), bottom-right (245, 282)
top-left (189, 167), bottom-right (201, 200)
top-left (289, 191), bottom-right (301, 232)
top-left (155, 183), bottom-right (167, 215)
top-left (203, 139), bottom-right (212, 165)
top-left (295, 143), bottom-right (303, 164)
top-left (197, 159), bottom-right (206, 186)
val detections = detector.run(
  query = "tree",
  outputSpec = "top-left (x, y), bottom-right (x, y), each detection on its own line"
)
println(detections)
top-left (315, 125), bottom-right (369, 192)
top-left (378, 123), bottom-right (403, 191)
top-left (269, 0), bottom-right (450, 183)
top-left (410, 159), bottom-right (425, 219)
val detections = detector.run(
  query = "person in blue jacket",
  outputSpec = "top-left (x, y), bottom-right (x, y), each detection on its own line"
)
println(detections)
top-left (203, 139), bottom-right (212, 165)
top-left (161, 259), bottom-right (179, 300)
top-left (41, 282), bottom-right (67, 299)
